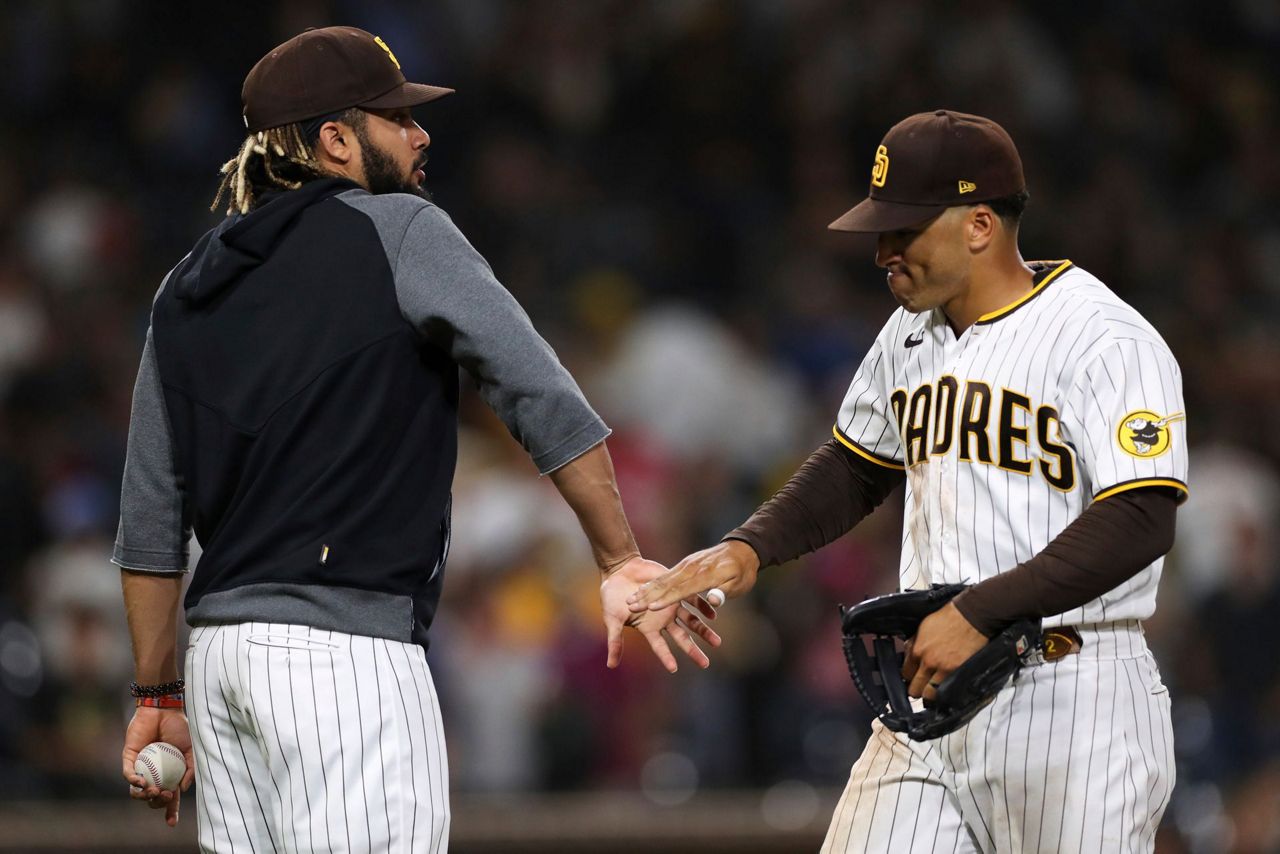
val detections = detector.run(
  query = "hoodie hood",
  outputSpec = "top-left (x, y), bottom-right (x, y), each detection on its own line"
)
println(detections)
top-left (173, 178), bottom-right (362, 305)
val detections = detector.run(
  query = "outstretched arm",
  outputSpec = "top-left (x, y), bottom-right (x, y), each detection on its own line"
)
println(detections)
top-left (390, 207), bottom-right (719, 670)
top-left (628, 439), bottom-right (903, 611)
top-left (549, 441), bottom-right (720, 672)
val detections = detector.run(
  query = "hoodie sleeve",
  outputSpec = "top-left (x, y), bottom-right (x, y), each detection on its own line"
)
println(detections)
top-left (392, 204), bottom-right (610, 474)
top-left (113, 326), bottom-right (192, 572)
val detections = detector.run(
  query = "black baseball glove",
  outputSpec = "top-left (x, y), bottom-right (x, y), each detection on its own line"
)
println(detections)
top-left (840, 583), bottom-right (1041, 741)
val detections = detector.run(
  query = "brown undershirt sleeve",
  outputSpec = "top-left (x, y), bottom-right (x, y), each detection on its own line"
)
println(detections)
top-left (952, 487), bottom-right (1179, 637)
top-left (723, 439), bottom-right (904, 568)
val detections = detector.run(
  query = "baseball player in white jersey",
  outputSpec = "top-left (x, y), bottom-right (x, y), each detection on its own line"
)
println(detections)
top-left (631, 110), bottom-right (1186, 852)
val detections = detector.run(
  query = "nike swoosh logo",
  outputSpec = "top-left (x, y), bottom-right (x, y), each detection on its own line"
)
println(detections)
top-left (904, 332), bottom-right (925, 348)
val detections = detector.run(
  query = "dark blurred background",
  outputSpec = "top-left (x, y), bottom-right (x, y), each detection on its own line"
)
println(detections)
top-left (0, 0), bottom-right (1276, 851)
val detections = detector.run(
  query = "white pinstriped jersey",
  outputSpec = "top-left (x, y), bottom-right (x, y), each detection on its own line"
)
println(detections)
top-left (835, 261), bottom-right (1188, 626)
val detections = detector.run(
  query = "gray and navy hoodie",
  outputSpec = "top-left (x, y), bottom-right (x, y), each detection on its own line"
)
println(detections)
top-left (114, 178), bottom-right (608, 649)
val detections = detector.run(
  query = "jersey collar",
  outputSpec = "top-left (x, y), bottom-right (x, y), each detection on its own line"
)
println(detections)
top-left (975, 260), bottom-right (1073, 325)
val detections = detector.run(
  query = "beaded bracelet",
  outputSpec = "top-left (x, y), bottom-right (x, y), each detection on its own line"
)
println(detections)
top-left (130, 679), bottom-right (185, 698)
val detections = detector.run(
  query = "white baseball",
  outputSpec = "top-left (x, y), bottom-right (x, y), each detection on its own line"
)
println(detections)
top-left (135, 742), bottom-right (186, 791)
top-left (706, 588), bottom-right (726, 608)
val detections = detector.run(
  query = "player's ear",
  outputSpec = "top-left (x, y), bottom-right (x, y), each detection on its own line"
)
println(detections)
top-left (315, 121), bottom-right (354, 166)
top-left (966, 206), bottom-right (997, 251)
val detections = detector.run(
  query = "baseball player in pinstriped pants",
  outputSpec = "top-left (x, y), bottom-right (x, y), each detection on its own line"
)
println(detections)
top-left (631, 111), bottom-right (1185, 852)
top-left (116, 27), bottom-right (719, 851)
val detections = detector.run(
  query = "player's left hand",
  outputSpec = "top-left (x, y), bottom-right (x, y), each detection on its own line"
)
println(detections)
top-left (902, 602), bottom-right (989, 702)
top-left (626, 540), bottom-right (760, 613)
top-left (122, 706), bottom-right (196, 827)
top-left (600, 555), bottom-right (721, 673)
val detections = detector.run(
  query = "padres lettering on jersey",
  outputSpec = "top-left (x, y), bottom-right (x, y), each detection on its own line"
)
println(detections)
top-left (835, 260), bottom-right (1188, 626)
top-left (887, 378), bottom-right (1076, 488)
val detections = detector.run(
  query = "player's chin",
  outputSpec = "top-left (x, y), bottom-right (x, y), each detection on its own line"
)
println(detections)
top-left (889, 285), bottom-right (937, 315)
top-left (405, 169), bottom-right (431, 199)
top-left (886, 276), bottom-right (915, 304)
top-left (889, 289), bottom-right (924, 313)
top-left (398, 178), bottom-right (432, 201)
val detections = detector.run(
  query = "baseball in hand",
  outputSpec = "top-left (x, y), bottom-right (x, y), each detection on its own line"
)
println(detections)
top-left (706, 588), bottom-right (726, 608)
top-left (135, 742), bottom-right (186, 791)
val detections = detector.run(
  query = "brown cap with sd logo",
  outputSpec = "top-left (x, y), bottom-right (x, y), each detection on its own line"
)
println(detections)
top-left (829, 110), bottom-right (1025, 233)
top-left (241, 26), bottom-right (454, 132)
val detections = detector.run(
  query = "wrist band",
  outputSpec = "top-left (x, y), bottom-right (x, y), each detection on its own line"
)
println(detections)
top-left (130, 679), bottom-right (185, 698)
top-left (136, 693), bottom-right (185, 710)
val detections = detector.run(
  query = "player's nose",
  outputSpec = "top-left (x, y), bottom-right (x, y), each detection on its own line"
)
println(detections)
top-left (411, 121), bottom-right (430, 150)
top-left (875, 233), bottom-right (900, 268)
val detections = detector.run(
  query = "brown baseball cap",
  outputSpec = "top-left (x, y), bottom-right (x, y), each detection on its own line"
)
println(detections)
top-left (829, 110), bottom-right (1025, 233)
top-left (242, 26), bottom-right (454, 132)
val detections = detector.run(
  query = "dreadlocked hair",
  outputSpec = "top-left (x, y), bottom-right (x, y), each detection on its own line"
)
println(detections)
top-left (211, 109), bottom-right (366, 215)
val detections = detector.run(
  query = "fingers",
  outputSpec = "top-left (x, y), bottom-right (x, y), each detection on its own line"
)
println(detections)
top-left (689, 593), bottom-right (719, 621)
top-left (640, 628), bottom-right (679, 674)
top-left (122, 745), bottom-right (142, 786)
top-left (605, 616), bottom-right (624, 669)
top-left (643, 575), bottom-right (704, 612)
top-left (627, 552), bottom-right (709, 612)
top-left (903, 637), bottom-right (932, 698)
top-left (181, 746), bottom-right (196, 792)
top-left (666, 621), bottom-right (710, 669)
top-left (627, 573), bottom-right (675, 612)
top-left (922, 678), bottom-right (940, 704)
top-left (165, 788), bottom-right (181, 826)
top-left (677, 606), bottom-right (722, 647)
top-left (907, 661), bottom-right (936, 699)
top-left (635, 570), bottom-right (712, 613)
top-left (627, 544), bottom-right (753, 613)
top-left (130, 782), bottom-right (176, 812)
top-left (901, 638), bottom-right (919, 682)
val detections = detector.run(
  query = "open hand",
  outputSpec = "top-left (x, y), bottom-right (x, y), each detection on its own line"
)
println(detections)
top-left (601, 555), bottom-right (721, 672)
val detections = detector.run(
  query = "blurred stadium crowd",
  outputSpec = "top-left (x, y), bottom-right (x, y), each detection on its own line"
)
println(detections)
top-left (0, 1), bottom-right (1277, 851)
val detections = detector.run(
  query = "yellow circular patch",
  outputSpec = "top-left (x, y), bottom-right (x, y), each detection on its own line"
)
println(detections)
top-left (1117, 410), bottom-right (1180, 459)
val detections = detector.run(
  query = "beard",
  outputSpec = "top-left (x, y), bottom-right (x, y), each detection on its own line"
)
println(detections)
top-left (357, 127), bottom-right (431, 200)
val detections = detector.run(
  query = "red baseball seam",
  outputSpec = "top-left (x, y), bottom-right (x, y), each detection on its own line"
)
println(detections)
top-left (139, 755), bottom-right (161, 787)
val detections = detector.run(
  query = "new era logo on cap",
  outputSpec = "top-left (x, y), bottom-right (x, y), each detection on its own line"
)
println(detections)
top-left (958, 181), bottom-right (976, 194)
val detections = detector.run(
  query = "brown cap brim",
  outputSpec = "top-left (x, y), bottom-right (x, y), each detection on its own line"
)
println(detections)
top-left (360, 81), bottom-right (455, 110)
top-left (828, 197), bottom-right (947, 233)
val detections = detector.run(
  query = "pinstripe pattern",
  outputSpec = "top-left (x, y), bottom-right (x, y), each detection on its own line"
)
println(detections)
top-left (826, 626), bottom-right (1174, 852)
top-left (822, 720), bottom-right (980, 853)
top-left (828, 263), bottom-right (1182, 851)
top-left (836, 262), bottom-right (1188, 624)
top-left (186, 622), bottom-right (449, 852)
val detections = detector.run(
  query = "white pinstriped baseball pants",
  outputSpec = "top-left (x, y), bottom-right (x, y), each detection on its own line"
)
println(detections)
top-left (185, 622), bottom-right (450, 853)
top-left (823, 622), bottom-right (1175, 853)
